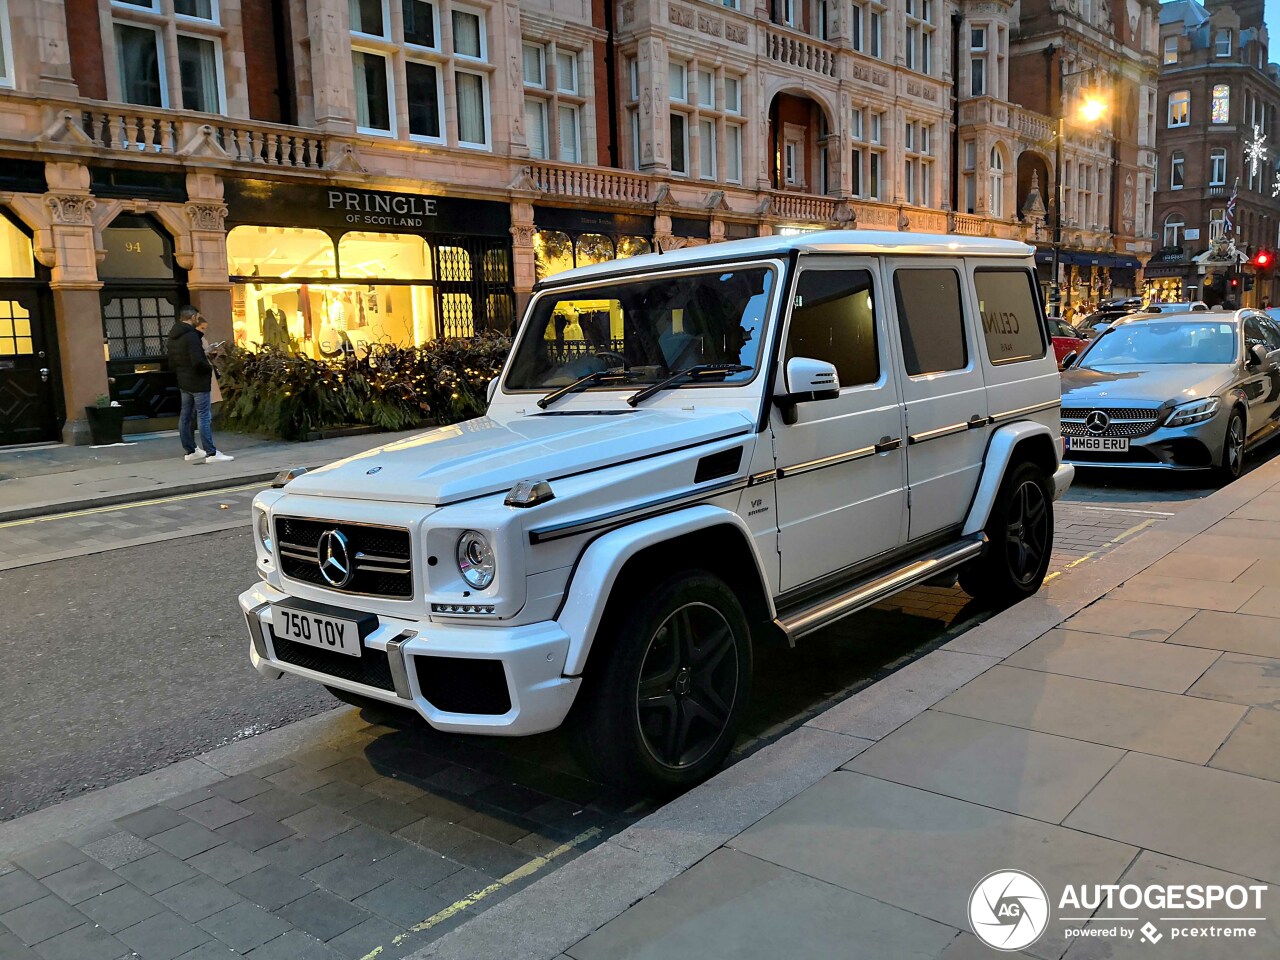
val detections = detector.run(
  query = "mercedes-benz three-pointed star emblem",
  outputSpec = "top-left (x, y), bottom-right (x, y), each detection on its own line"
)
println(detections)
top-left (317, 529), bottom-right (353, 587)
top-left (1085, 410), bottom-right (1111, 434)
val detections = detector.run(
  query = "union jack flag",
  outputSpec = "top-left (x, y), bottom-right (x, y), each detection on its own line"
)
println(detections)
top-left (1224, 178), bottom-right (1239, 235)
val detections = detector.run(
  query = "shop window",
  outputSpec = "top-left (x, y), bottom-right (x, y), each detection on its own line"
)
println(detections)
top-left (115, 22), bottom-right (166, 107)
top-left (534, 230), bottom-right (651, 279)
top-left (0, 298), bottom-right (32, 357)
top-left (616, 236), bottom-right (652, 259)
top-left (533, 230), bottom-right (574, 279)
top-left (1212, 84), bottom-right (1230, 125)
top-left (337, 232), bottom-right (432, 280)
top-left (0, 215), bottom-right (35, 278)
top-left (227, 227), bottom-right (336, 277)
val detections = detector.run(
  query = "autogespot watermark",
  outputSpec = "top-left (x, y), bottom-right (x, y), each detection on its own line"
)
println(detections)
top-left (968, 870), bottom-right (1270, 950)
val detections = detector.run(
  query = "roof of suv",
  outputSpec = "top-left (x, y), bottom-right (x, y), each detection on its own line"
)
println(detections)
top-left (535, 230), bottom-right (1035, 289)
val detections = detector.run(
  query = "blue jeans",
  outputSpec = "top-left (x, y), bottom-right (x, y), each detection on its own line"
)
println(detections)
top-left (179, 390), bottom-right (216, 456)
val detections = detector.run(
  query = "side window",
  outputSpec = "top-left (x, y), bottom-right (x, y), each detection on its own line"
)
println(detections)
top-left (1244, 315), bottom-right (1280, 351)
top-left (1258, 317), bottom-right (1280, 350)
top-left (786, 269), bottom-right (880, 388)
top-left (893, 268), bottom-right (967, 375)
top-left (973, 268), bottom-right (1047, 364)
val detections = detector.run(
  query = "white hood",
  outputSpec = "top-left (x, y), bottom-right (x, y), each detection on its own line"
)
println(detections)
top-left (286, 409), bottom-right (755, 506)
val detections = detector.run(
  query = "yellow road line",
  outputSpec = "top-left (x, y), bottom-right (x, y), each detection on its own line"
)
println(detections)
top-left (0, 482), bottom-right (265, 530)
top-left (358, 826), bottom-right (601, 959)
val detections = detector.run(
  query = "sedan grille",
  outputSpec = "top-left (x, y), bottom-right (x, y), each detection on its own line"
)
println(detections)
top-left (275, 517), bottom-right (413, 599)
top-left (1061, 406), bottom-right (1162, 439)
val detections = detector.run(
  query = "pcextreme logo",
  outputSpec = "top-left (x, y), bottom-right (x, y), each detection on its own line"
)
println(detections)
top-left (969, 869), bottom-right (1050, 951)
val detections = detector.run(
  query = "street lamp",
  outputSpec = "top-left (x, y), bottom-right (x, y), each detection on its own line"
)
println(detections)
top-left (1048, 57), bottom-right (1109, 315)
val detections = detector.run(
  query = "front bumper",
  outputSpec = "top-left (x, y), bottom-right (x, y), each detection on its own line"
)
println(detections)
top-left (239, 583), bottom-right (580, 736)
top-left (1052, 462), bottom-right (1075, 500)
top-left (1064, 414), bottom-right (1230, 471)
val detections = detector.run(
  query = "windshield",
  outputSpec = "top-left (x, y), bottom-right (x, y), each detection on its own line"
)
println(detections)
top-left (1080, 321), bottom-right (1238, 367)
top-left (504, 265), bottom-right (774, 390)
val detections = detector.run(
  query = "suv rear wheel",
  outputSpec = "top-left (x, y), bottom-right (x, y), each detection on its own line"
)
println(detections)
top-left (572, 571), bottom-right (752, 794)
top-left (960, 461), bottom-right (1053, 606)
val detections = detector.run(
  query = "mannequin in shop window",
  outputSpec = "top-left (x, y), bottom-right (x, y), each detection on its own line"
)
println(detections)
top-left (261, 306), bottom-right (291, 352)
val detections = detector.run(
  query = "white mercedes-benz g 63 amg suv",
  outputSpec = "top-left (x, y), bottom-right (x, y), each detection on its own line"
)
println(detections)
top-left (239, 231), bottom-right (1072, 792)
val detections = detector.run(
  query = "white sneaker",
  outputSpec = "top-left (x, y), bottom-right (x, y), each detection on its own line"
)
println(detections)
top-left (183, 450), bottom-right (207, 462)
top-left (206, 451), bottom-right (235, 462)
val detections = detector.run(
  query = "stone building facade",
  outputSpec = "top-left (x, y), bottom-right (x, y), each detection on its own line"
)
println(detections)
top-left (0, 0), bottom-right (1157, 445)
top-left (1151, 0), bottom-right (1279, 307)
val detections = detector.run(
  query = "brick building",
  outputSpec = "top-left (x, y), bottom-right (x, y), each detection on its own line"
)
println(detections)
top-left (0, 0), bottom-right (1156, 446)
top-left (1152, 0), bottom-right (1279, 307)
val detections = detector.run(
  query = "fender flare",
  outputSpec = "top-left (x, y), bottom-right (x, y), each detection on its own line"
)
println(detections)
top-left (557, 504), bottom-right (774, 676)
top-left (962, 421), bottom-right (1057, 536)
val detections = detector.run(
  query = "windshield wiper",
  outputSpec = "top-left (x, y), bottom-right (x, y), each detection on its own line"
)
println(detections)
top-left (537, 367), bottom-right (634, 409)
top-left (626, 363), bottom-right (751, 407)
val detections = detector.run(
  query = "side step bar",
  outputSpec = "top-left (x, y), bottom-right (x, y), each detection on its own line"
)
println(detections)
top-left (775, 534), bottom-right (987, 643)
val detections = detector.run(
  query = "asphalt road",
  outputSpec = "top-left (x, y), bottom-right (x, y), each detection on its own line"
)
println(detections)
top-left (0, 529), bottom-right (333, 820)
top-left (1, 450), bottom-right (1265, 822)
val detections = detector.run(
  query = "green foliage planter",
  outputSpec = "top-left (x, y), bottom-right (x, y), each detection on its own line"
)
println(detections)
top-left (216, 335), bottom-right (512, 441)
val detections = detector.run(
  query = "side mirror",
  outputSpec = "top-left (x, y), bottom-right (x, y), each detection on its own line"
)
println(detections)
top-left (775, 357), bottom-right (840, 425)
top-left (486, 376), bottom-right (499, 404)
top-left (1061, 351), bottom-right (1078, 370)
top-left (1249, 343), bottom-right (1269, 367)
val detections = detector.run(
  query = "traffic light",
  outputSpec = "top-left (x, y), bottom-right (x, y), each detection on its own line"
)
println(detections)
top-left (1230, 276), bottom-right (1241, 290)
top-left (1251, 250), bottom-right (1275, 269)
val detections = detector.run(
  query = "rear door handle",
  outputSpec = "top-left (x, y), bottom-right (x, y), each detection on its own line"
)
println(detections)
top-left (967, 415), bottom-right (989, 429)
top-left (874, 436), bottom-right (902, 454)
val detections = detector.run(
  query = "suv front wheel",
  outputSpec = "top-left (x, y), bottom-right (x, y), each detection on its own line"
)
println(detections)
top-left (960, 461), bottom-right (1054, 606)
top-left (572, 571), bottom-right (752, 794)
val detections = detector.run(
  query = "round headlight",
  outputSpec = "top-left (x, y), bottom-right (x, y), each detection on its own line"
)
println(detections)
top-left (256, 511), bottom-right (273, 553)
top-left (456, 530), bottom-right (495, 589)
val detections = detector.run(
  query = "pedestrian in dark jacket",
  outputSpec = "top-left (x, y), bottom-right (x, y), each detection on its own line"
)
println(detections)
top-left (168, 305), bottom-right (234, 463)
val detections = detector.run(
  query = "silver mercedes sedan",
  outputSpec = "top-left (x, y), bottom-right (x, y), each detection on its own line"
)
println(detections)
top-left (1060, 310), bottom-right (1280, 482)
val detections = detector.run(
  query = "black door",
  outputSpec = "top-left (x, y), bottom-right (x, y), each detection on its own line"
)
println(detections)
top-left (0, 285), bottom-right (58, 445)
top-left (102, 288), bottom-right (183, 418)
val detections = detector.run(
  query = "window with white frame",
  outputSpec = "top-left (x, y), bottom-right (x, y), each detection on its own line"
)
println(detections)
top-left (1169, 150), bottom-right (1184, 190)
top-left (970, 26), bottom-right (986, 96)
top-left (1210, 148), bottom-right (1227, 186)
top-left (962, 140), bottom-right (976, 213)
top-left (1163, 35), bottom-right (1178, 65)
top-left (988, 146), bottom-right (1004, 218)
top-left (904, 0), bottom-right (934, 74)
top-left (904, 119), bottom-right (933, 206)
top-left (1210, 207), bottom-right (1226, 241)
top-left (350, 2), bottom-right (491, 148)
top-left (723, 74), bottom-right (743, 184)
top-left (1163, 214), bottom-right (1184, 248)
top-left (0, 0), bottom-right (12, 89)
top-left (669, 60), bottom-right (690, 176)
top-left (111, 0), bottom-right (226, 111)
top-left (869, 3), bottom-right (884, 59)
top-left (523, 41), bottom-right (584, 162)
top-left (1215, 29), bottom-right (1232, 58)
top-left (1168, 89), bottom-right (1190, 127)
top-left (867, 110), bottom-right (884, 200)
top-left (784, 142), bottom-right (799, 184)
top-left (778, 0), bottom-right (797, 28)
top-left (851, 2), bottom-right (864, 52)
top-left (851, 107), bottom-right (864, 196)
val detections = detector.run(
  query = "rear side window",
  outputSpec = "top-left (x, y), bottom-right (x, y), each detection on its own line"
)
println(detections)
top-left (974, 268), bottom-right (1047, 364)
top-left (787, 269), bottom-right (879, 387)
top-left (893, 268), bottom-right (967, 375)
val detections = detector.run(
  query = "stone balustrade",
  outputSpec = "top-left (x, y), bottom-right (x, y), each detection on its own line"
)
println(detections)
top-left (529, 162), bottom-right (651, 203)
top-left (771, 192), bottom-right (837, 222)
top-left (765, 27), bottom-right (837, 78)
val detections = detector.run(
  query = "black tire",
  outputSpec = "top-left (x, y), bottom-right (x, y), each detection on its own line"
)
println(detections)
top-left (571, 571), bottom-right (752, 795)
top-left (1214, 407), bottom-right (1246, 486)
top-left (960, 461), bottom-right (1054, 606)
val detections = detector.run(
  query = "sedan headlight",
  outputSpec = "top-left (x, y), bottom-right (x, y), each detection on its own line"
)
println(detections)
top-left (1166, 397), bottom-right (1220, 427)
top-left (255, 509), bottom-right (273, 553)
top-left (456, 530), bottom-right (496, 589)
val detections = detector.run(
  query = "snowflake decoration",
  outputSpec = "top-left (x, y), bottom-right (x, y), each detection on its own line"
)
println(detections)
top-left (1246, 124), bottom-right (1268, 179)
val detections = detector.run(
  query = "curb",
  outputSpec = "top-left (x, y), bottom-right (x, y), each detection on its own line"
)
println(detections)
top-left (0, 470), bottom-right (284, 523)
top-left (406, 456), bottom-right (1280, 960)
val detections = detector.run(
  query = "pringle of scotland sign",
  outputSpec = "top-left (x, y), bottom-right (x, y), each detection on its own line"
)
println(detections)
top-left (223, 179), bottom-right (510, 237)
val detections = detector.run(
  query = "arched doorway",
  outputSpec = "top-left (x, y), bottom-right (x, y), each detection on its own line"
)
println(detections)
top-left (768, 92), bottom-right (836, 195)
top-left (0, 209), bottom-right (59, 445)
top-left (100, 215), bottom-right (188, 420)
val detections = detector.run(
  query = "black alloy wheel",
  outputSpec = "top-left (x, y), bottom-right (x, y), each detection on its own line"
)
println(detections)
top-left (635, 602), bottom-right (740, 770)
top-left (571, 571), bottom-right (752, 793)
top-left (1216, 409), bottom-right (1246, 485)
top-left (960, 461), bottom-right (1054, 605)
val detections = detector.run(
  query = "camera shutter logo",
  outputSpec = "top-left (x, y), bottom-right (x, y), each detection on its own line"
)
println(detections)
top-left (969, 869), bottom-right (1050, 951)
top-left (1085, 410), bottom-right (1110, 434)
top-left (317, 529), bottom-right (354, 588)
